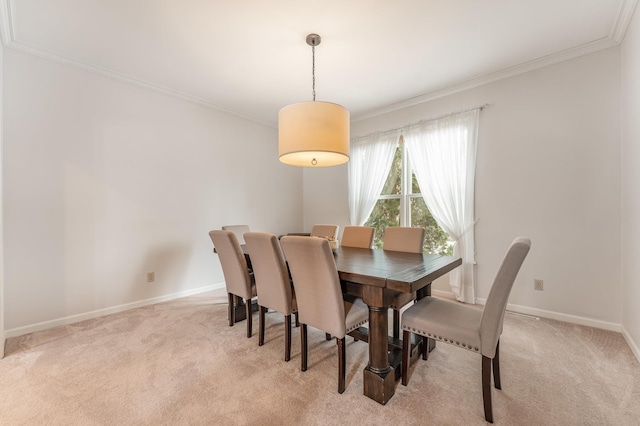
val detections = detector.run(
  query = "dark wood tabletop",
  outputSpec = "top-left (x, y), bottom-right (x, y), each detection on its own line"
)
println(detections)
top-left (335, 246), bottom-right (461, 292)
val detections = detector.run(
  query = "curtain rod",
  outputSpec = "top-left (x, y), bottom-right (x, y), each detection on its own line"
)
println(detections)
top-left (353, 103), bottom-right (489, 141)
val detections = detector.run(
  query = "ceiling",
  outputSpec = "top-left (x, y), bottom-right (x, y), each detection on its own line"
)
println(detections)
top-left (0, 0), bottom-right (637, 126)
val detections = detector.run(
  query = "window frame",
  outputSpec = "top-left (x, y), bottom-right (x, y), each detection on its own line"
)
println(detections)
top-left (376, 137), bottom-right (421, 228)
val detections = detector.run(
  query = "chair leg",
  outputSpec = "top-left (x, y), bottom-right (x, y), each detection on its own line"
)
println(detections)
top-left (245, 298), bottom-right (252, 338)
top-left (493, 340), bottom-right (501, 389)
top-left (326, 333), bottom-right (332, 341)
top-left (258, 305), bottom-right (265, 346)
top-left (402, 330), bottom-right (411, 386)
top-left (301, 324), bottom-right (308, 372)
top-left (227, 293), bottom-right (234, 326)
top-left (422, 336), bottom-right (430, 360)
top-left (482, 355), bottom-right (494, 423)
top-left (393, 309), bottom-right (400, 339)
top-left (337, 337), bottom-right (346, 394)
top-left (294, 312), bottom-right (300, 327)
top-left (285, 314), bottom-right (292, 362)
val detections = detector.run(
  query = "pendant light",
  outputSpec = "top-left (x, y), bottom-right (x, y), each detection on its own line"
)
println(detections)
top-left (278, 34), bottom-right (350, 167)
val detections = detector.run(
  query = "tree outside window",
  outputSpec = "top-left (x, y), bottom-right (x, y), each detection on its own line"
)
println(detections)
top-left (364, 137), bottom-right (453, 255)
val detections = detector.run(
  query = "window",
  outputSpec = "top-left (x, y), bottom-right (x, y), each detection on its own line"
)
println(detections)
top-left (364, 137), bottom-right (453, 255)
top-left (350, 108), bottom-right (480, 302)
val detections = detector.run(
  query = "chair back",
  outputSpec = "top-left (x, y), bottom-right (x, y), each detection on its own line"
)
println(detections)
top-left (310, 224), bottom-right (339, 239)
top-left (280, 236), bottom-right (346, 338)
top-left (209, 230), bottom-right (253, 299)
top-left (244, 232), bottom-right (294, 315)
top-left (382, 227), bottom-right (425, 253)
top-left (341, 226), bottom-right (375, 249)
top-left (221, 224), bottom-right (251, 244)
top-left (479, 237), bottom-right (531, 357)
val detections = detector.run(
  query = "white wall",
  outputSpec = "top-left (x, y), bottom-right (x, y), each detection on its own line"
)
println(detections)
top-left (2, 49), bottom-right (302, 333)
top-left (303, 165), bottom-right (350, 234)
top-left (0, 43), bottom-right (4, 356)
top-left (305, 47), bottom-right (622, 328)
top-left (621, 5), bottom-right (640, 360)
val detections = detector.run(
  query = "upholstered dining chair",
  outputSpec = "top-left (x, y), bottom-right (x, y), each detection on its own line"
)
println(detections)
top-left (341, 226), bottom-right (375, 249)
top-left (383, 226), bottom-right (425, 253)
top-left (383, 226), bottom-right (426, 339)
top-left (401, 237), bottom-right (531, 423)
top-left (209, 230), bottom-right (257, 338)
top-left (310, 224), bottom-right (339, 239)
top-left (280, 236), bottom-right (369, 394)
top-left (221, 224), bottom-right (250, 244)
top-left (244, 232), bottom-right (298, 362)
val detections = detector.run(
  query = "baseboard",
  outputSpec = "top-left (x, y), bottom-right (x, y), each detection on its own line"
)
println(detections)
top-left (431, 289), bottom-right (458, 300)
top-left (433, 291), bottom-right (621, 332)
top-left (621, 326), bottom-right (640, 364)
top-left (5, 283), bottom-right (226, 339)
top-left (473, 297), bottom-right (622, 332)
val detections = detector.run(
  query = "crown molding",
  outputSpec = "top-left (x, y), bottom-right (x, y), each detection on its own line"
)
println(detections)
top-left (353, 36), bottom-right (620, 122)
top-left (353, 0), bottom-right (639, 122)
top-left (0, 0), bottom-right (12, 46)
top-left (0, 0), bottom-right (637, 127)
top-left (5, 39), bottom-right (273, 127)
top-left (611, 0), bottom-right (639, 42)
top-left (0, 0), bottom-right (273, 127)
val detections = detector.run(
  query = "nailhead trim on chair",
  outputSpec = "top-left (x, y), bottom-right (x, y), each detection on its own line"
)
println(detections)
top-left (402, 326), bottom-right (479, 352)
top-left (346, 319), bottom-right (368, 334)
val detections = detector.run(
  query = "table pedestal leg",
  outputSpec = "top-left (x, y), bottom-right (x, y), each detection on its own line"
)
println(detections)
top-left (363, 305), bottom-right (395, 404)
top-left (233, 298), bottom-right (258, 322)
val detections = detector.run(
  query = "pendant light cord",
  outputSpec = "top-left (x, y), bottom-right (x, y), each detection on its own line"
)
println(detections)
top-left (312, 44), bottom-right (316, 101)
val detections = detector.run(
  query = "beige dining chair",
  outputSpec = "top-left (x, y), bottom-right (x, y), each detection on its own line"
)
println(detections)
top-left (383, 226), bottom-right (425, 253)
top-left (244, 232), bottom-right (298, 362)
top-left (401, 237), bottom-right (531, 423)
top-left (280, 236), bottom-right (369, 394)
top-left (310, 224), bottom-right (339, 239)
top-left (209, 230), bottom-right (257, 338)
top-left (383, 226), bottom-right (426, 338)
top-left (341, 226), bottom-right (375, 249)
top-left (221, 224), bottom-right (251, 244)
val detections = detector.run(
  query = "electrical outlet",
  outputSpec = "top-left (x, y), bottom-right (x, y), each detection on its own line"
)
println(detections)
top-left (534, 279), bottom-right (543, 291)
top-left (147, 272), bottom-right (155, 283)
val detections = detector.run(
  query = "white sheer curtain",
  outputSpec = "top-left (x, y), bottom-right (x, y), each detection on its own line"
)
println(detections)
top-left (404, 109), bottom-right (480, 303)
top-left (348, 131), bottom-right (400, 225)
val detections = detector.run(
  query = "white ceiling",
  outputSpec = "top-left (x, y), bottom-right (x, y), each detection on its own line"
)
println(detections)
top-left (0, 0), bottom-right (637, 126)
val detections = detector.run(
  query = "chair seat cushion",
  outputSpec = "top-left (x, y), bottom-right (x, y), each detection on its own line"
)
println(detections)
top-left (401, 297), bottom-right (482, 353)
top-left (344, 297), bottom-right (369, 335)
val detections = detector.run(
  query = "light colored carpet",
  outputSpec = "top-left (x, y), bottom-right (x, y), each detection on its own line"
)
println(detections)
top-left (1, 291), bottom-right (639, 425)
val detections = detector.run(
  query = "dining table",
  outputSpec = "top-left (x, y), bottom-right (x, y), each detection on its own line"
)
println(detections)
top-left (332, 246), bottom-right (462, 405)
top-left (223, 241), bottom-right (462, 405)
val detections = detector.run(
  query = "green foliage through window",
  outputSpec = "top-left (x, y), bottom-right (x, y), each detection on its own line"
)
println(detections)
top-left (363, 139), bottom-right (453, 256)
